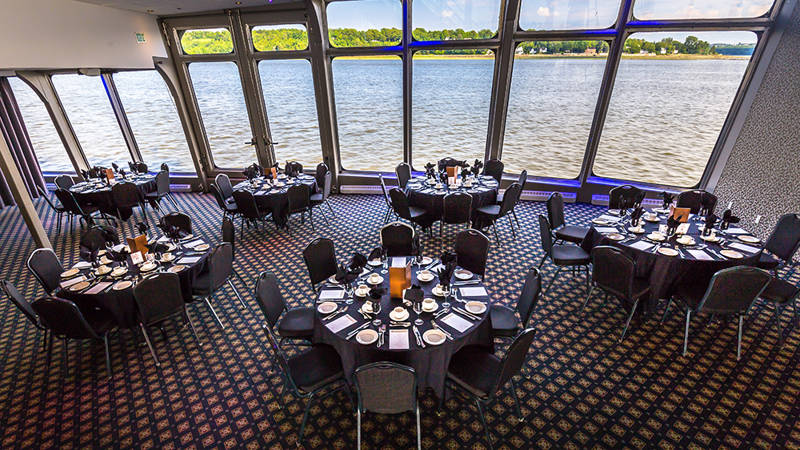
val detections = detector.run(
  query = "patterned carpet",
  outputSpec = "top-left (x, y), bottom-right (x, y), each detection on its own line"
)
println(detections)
top-left (0, 192), bottom-right (797, 449)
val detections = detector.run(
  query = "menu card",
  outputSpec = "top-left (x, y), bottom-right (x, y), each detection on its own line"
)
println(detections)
top-left (597, 215), bottom-right (621, 223)
top-left (459, 286), bottom-right (488, 297)
top-left (85, 281), bottom-right (113, 295)
top-left (441, 313), bottom-right (473, 333)
top-left (726, 227), bottom-right (748, 235)
top-left (687, 249), bottom-right (714, 261)
top-left (326, 315), bottom-right (357, 333)
top-left (319, 289), bottom-right (345, 300)
top-left (629, 241), bottom-right (653, 251)
top-left (389, 329), bottom-right (410, 350)
top-left (728, 242), bottom-right (760, 254)
top-left (177, 256), bottom-right (201, 264)
top-left (596, 227), bottom-right (619, 234)
top-left (60, 275), bottom-right (87, 289)
top-left (184, 239), bottom-right (205, 249)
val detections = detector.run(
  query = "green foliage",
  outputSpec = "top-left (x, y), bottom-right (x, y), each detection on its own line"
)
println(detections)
top-left (623, 36), bottom-right (717, 55)
top-left (518, 40), bottom-right (609, 54)
top-left (180, 30), bottom-right (234, 55)
top-left (252, 28), bottom-right (309, 51)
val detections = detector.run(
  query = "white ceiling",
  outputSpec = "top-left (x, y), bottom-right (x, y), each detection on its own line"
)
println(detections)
top-left (73, 0), bottom-right (289, 16)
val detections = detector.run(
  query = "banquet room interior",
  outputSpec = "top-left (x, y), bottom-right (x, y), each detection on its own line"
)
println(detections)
top-left (0, 0), bottom-right (799, 448)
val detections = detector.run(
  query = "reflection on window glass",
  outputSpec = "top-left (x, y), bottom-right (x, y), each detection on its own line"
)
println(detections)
top-left (634, 0), bottom-right (773, 20)
top-left (520, 0), bottom-right (619, 30)
top-left (594, 32), bottom-right (755, 187)
top-left (503, 42), bottom-right (607, 178)
top-left (327, 0), bottom-right (402, 47)
top-left (258, 60), bottom-right (322, 169)
top-left (114, 71), bottom-right (195, 174)
top-left (180, 28), bottom-right (233, 55)
top-left (333, 57), bottom-right (402, 171)
top-left (7, 77), bottom-right (74, 173)
top-left (188, 62), bottom-right (255, 168)
top-left (252, 24), bottom-right (308, 52)
top-left (51, 74), bottom-right (131, 168)
top-left (412, 0), bottom-right (500, 40)
top-left (412, 53), bottom-right (493, 169)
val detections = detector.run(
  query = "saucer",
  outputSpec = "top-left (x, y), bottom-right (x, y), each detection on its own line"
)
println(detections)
top-left (454, 269), bottom-right (473, 280)
top-left (356, 329), bottom-right (379, 345)
top-left (367, 275), bottom-right (384, 285)
top-left (422, 329), bottom-right (446, 346)
top-left (676, 236), bottom-right (695, 246)
top-left (422, 300), bottom-right (438, 313)
top-left (389, 309), bottom-right (409, 322)
top-left (627, 226), bottom-right (645, 234)
top-left (95, 265), bottom-right (111, 276)
top-left (431, 285), bottom-right (448, 297)
top-left (111, 267), bottom-right (128, 277)
top-left (700, 234), bottom-right (720, 243)
top-left (647, 233), bottom-right (666, 242)
top-left (416, 270), bottom-right (434, 283)
top-left (61, 268), bottom-right (80, 279)
top-left (465, 301), bottom-right (487, 315)
top-left (355, 287), bottom-right (370, 297)
top-left (317, 302), bottom-right (338, 314)
top-left (161, 253), bottom-right (175, 262)
top-left (368, 259), bottom-right (383, 267)
top-left (140, 262), bottom-right (157, 272)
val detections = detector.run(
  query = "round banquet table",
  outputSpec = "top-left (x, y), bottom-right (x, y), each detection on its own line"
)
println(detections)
top-left (57, 235), bottom-right (212, 329)
top-left (582, 210), bottom-right (763, 313)
top-left (69, 174), bottom-right (157, 217)
top-left (312, 257), bottom-right (493, 399)
top-left (232, 173), bottom-right (316, 227)
top-left (405, 175), bottom-right (499, 229)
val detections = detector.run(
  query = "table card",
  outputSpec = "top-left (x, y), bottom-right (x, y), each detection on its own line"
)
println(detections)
top-left (389, 257), bottom-right (411, 299)
top-left (596, 227), bottom-right (619, 234)
top-left (177, 256), bottom-right (201, 264)
top-left (127, 235), bottom-right (149, 255)
top-left (85, 281), bottom-right (113, 295)
top-left (728, 242), bottom-right (761, 254)
top-left (725, 227), bottom-right (748, 235)
top-left (441, 313), bottom-right (473, 333)
top-left (459, 286), bottom-right (488, 297)
top-left (319, 289), bottom-right (345, 300)
top-left (629, 241), bottom-right (654, 251)
top-left (687, 249), bottom-right (714, 261)
top-left (389, 329), bottom-right (410, 350)
top-left (157, 235), bottom-right (171, 243)
top-left (326, 315), bottom-right (357, 333)
top-left (130, 251), bottom-right (144, 265)
top-left (59, 275), bottom-right (87, 289)
top-left (677, 223), bottom-right (690, 235)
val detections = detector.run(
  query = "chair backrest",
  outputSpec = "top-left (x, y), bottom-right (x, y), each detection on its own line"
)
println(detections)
top-left (764, 213), bottom-right (800, 263)
top-left (215, 173), bottom-right (234, 199)
top-left (303, 238), bottom-right (338, 286)
top-left (517, 169), bottom-right (527, 190)
top-left (437, 157), bottom-right (462, 172)
top-left (494, 327), bottom-right (537, 393)
top-left (546, 192), bottom-right (566, 230)
top-left (379, 174), bottom-right (392, 207)
top-left (36, 185), bottom-right (58, 212)
top-left (516, 267), bottom-right (541, 328)
top-left (538, 215), bottom-right (554, 255)
top-left (160, 162), bottom-right (169, 172)
top-left (160, 212), bottom-right (192, 234)
top-left (499, 182), bottom-right (521, 217)
top-left (388, 188), bottom-right (412, 220)
top-left (210, 184), bottom-right (231, 212)
top-left (381, 222), bottom-right (415, 256)
top-left (287, 183), bottom-right (310, 212)
top-left (321, 170), bottom-right (332, 200)
top-left (204, 243), bottom-right (234, 292)
top-left (259, 316), bottom-right (295, 389)
top-left (222, 216), bottom-right (235, 256)
top-left (591, 246), bottom-right (637, 300)
top-left (27, 248), bottom-right (63, 294)
top-left (454, 229), bottom-right (489, 277)
top-left (131, 161), bottom-right (148, 173)
top-left (315, 163), bottom-right (328, 191)
top-left (253, 271), bottom-right (287, 328)
top-left (676, 189), bottom-right (717, 214)
top-left (133, 272), bottom-right (185, 325)
top-left (1, 280), bottom-right (40, 327)
top-left (483, 159), bottom-right (504, 183)
top-left (395, 163), bottom-right (412, 189)
top-left (80, 225), bottom-right (118, 260)
top-left (355, 362), bottom-right (417, 414)
top-left (232, 189), bottom-right (262, 220)
top-left (608, 185), bottom-right (643, 210)
top-left (32, 296), bottom-right (101, 339)
top-left (285, 161), bottom-right (304, 175)
top-left (54, 188), bottom-right (84, 215)
top-left (697, 266), bottom-right (771, 314)
top-left (111, 182), bottom-right (141, 209)
top-left (155, 170), bottom-right (170, 195)
top-left (442, 192), bottom-right (472, 225)
top-left (54, 175), bottom-right (74, 190)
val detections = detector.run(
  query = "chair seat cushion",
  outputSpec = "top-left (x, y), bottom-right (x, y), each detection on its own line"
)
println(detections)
top-left (555, 225), bottom-right (589, 244)
top-left (490, 304), bottom-right (519, 337)
top-left (288, 344), bottom-right (344, 393)
top-left (476, 204), bottom-right (501, 216)
top-left (756, 253), bottom-right (781, 270)
top-left (277, 307), bottom-right (315, 338)
top-left (760, 278), bottom-right (800, 304)
top-left (309, 193), bottom-right (323, 202)
top-left (409, 206), bottom-right (427, 218)
top-left (191, 271), bottom-right (213, 296)
top-left (550, 245), bottom-right (590, 265)
top-left (447, 345), bottom-right (501, 399)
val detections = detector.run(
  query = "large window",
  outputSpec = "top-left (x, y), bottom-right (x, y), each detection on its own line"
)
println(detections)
top-left (326, 0), bottom-right (402, 47)
top-left (594, 32), bottom-right (755, 187)
top-left (7, 77), bottom-right (74, 173)
top-left (258, 60), bottom-right (322, 169)
top-left (503, 42), bottom-right (608, 178)
top-left (333, 57), bottom-right (403, 171)
top-left (519, 0), bottom-right (620, 30)
top-left (412, 0), bottom-right (501, 41)
top-left (412, 52), bottom-right (493, 169)
top-left (634, 0), bottom-right (773, 20)
top-left (180, 28), bottom-right (234, 55)
top-left (188, 62), bottom-right (255, 169)
top-left (114, 71), bottom-right (195, 174)
top-left (252, 25), bottom-right (308, 52)
top-left (51, 74), bottom-right (131, 168)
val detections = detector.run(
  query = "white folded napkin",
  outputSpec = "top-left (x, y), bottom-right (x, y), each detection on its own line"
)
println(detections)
top-left (389, 329), bottom-right (410, 350)
top-left (60, 275), bottom-right (86, 289)
top-left (184, 239), bottom-right (205, 249)
top-left (85, 281), bottom-right (112, 295)
top-left (458, 286), bottom-right (488, 297)
top-left (597, 215), bottom-right (621, 223)
top-left (725, 227), bottom-right (748, 235)
top-left (326, 315), bottom-right (357, 333)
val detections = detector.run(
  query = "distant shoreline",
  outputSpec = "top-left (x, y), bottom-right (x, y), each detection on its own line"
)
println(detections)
top-left (336, 54), bottom-right (750, 61)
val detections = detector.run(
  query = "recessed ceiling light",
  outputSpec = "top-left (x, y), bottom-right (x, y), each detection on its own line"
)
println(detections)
top-left (235, 1), bottom-right (242, 4)
top-left (146, 9), bottom-right (154, 13)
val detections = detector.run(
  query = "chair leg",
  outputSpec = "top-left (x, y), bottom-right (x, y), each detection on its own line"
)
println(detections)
top-left (581, 286), bottom-right (596, 315)
top-left (168, 194), bottom-right (180, 210)
top-left (773, 304), bottom-right (784, 343)
top-left (299, 394), bottom-right (315, 442)
top-left (475, 399), bottom-right (493, 450)
top-left (184, 308), bottom-right (202, 346)
top-left (357, 409), bottom-right (361, 450)
top-left (140, 324), bottom-right (160, 367)
top-left (537, 254), bottom-right (547, 270)
top-left (737, 313), bottom-right (744, 360)
top-left (45, 332), bottom-right (54, 370)
top-left (543, 266), bottom-right (563, 295)
top-left (416, 405), bottom-right (422, 450)
top-left (620, 298), bottom-right (639, 342)
top-left (326, 199), bottom-right (335, 217)
top-left (660, 298), bottom-right (673, 324)
top-left (204, 297), bottom-right (225, 329)
top-left (507, 215), bottom-right (516, 238)
top-left (228, 279), bottom-right (248, 310)
top-left (103, 335), bottom-right (112, 378)
top-left (491, 221), bottom-right (499, 243)
top-left (512, 208), bottom-right (520, 229)
top-left (683, 309), bottom-right (691, 357)
top-left (511, 377), bottom-right (524, 422)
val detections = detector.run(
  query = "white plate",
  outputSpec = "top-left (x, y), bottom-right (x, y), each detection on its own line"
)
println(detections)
top-left (431, 285), bottom-right (448, 297)
top-left (627, 227), bottom-right (645, 234)
top-left (422, 300), bottom-right (438, 313)
top-left (356, 329), bottom-right (379, 345)
top-left (643, 215), bottom-right (660, 223)
top-left (720, 249), bottom-right (744, 259)
top-left (355, 287), bottom-right (370, 297)
top-left (647, 233), bottom-right (666, 242)
top-left (700, 234), bottom-right (720, 243)
top-left (61, 268), bottom-right (80, 278)
top-left (591, 218), bottom-right (607, 225)
top-left (194, 243), bottom-right (210, 252)
top-left (465, 301), bottom-right (487, 315)
top-left (607, 233), bottom-right (625, 241)
top-left (73, 261), bottom-right (92, 270)
top-left (327, 275), bottom-right (340, 284)
top-left (367, 275), bottom-right (384, 286)
top-left (657, 247), bottom-right (679, 257)
top-left (100, 256), bottom-right (113, 265)
top-left (111, 267), bottom-right (128, 277)
top-left (161, 253), bottom-right (175, 262)
top-left (112, 280), bottom-right (132, 291)
top-left (317, 301), bottom-right (338, 314)
top-left (389, 309), bottom-right (409, 322)
top-left (167, 264), bottom-right (187, 273)
top-left (422, 329), bottom-right (446, 346)
top-left (676, 236), bottom-right (695, 246)
top-left (739, 235), bottom-right (760, 243)
top-left (416, 270), bottom-right (434, 283)
top-left (420, 256), bottom-right (433, 265)
top-left (140, 262), bottom-right (157, 272)
top-left (95, 265), bottom-right (111, 276)
top-left (454, 269), bottom-right (473, 280)
top-left (368, 259), bottom-right (382, 267)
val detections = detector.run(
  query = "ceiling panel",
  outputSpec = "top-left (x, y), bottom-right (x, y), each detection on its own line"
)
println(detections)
top-left (73, 0), bottom-right (292, 16)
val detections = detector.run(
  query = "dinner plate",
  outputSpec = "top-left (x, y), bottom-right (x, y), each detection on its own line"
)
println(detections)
top-left (422, 329), bottom-right (446, 346)
top-left (70, 281), bottom-right (90, 292)
top-left (591, 218), bottom-right (607, 225)
top-left (367, 259), bottom-right (382, 267)
top-left (676, 236), bottom-right (696, 246)
top-left (643, 215), bottom-right (660, 223)
top-left (465, 301), bottom-right (487, 315)
top-left (73, 261), bottom-right (92, 270)
top-left (420, 256), bottom-right (433, 265)
top-left (738, 235), bottom-right (760, 243)
top-left (367, 275), bottom-right (384, 285)
top-left (167, 264), bottom-right (187, 273)
top-left (416, 270), bottom-right (434, 283)
top-left (657, 247), bottom-right (679, 257)
top-left (431, 285), bottom-right (448, 297)
top-left (356, 329), bottom-right (379, 345)
top-left (607, 233), bottom-right (625, 241)
top-left (100, 256), bottom-right (113, 265)
top-left (627, 226), bottom-right (645, 234)
top-left (389, 309), bottom-right (409, 322)
top-left (194, 243), bottom-right (210, 252)
top-left (317, 301), bottom-right (338, 314)
top-left (112, 280), bottom-right (132, 291)
top-left (647, 233), bottom-right (666, 242)
top-left (700, 234), bottom-right (720, 243)
top-left (95, 265), bottom-right (111, 276)
top-left (161, 253), bottom-right (175, 262)
top-left (454, 269), bottom-right (473, 280)
top-left (61, 268), bottom-right (80, 278)
top-left (327, 275), bottom-right (340, 284)
top-left (140, 262), bottom-right (157, 272)
top-left (720, 249), bottom-right (744, 259)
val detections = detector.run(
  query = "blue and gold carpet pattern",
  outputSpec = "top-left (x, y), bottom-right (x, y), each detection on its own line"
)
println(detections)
top-left (0, 192), bottom-right (797, 449)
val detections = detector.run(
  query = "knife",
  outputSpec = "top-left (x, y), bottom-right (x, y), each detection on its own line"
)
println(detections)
top-left (453, 306), bottom-right (480, 321)
top-left (322, 310), bottom-right (345, 322)
top-left (345, 322), bottom-right (371, 340)
top-left (432, 321), bottom-right (454, 340)
top-left (413, 325), bottom-right (425, 348)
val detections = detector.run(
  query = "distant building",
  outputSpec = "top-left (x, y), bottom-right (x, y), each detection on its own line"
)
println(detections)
top-left (584, 48), bottom-right (597, 55)
top-left (660, 47), bottom-right (667, 54)
top-left (514, 46), bottom-right (524, 55)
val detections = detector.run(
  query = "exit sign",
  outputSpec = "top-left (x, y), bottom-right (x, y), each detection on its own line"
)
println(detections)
top-left (136, 33), bottom-right (146, 44)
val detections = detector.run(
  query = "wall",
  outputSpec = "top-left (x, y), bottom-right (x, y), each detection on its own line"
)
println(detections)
top-left (713, 0), bottom-right (800, 244)
top-left (0, 0), bottom-right (166, 70)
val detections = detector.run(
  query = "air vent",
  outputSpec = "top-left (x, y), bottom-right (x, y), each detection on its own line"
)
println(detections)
top-left (340, 185), bottom-right (384, 195)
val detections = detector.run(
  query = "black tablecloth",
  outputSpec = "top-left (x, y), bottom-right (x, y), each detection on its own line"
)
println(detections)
top-left (233, 174), bottom-right (316, 227)
top-left (582, 211), bottom-right (762, 313)
top-left (69, 175), bottom-right (157, 217)
top-left (312, 258), bottom-right (493, 399)
top-left (58, 236), bottom-right (211, 329)
top-left (405, 175), bottom-right (499, 229)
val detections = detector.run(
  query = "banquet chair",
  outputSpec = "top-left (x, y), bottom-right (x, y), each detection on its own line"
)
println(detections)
top-left (379, 174), bottom-right (397, 224)
top-left (676, 189), bottom-right (717, 214)
top-left (160, 163), bottom-right (169, 172)
top-left (79, 225), bottom-right (118, 261)
top-left (232, 189), bottom-right (271, 238)
top-left (490, 267), bottom-right (541, 339)
top-left (441, 192), bottom-right (472, 237)
top-left (54, 188), bottom-right (99, 230)
top-left (145, 170), bottom-right (179, 211)
top-left (221, 216), bottom-right (246, 285)
top-left (546, 192), bottom-right (589, 244)
top-left (476, 182), bottom-right (521, 242)
top-left (454, 229), bottom-right (489, 278)
top-left (303, 238), bottom-right (338, 294)
top-left (380, 222), bottom-right (415, 257)
top-left (36, 185), bottom-right (68, 234)
top-left (32, 296), bottom-right (114, 378)
top-left (211, 184), bottom-right (239, 220)
top-left (27, 248), bottom-right (64, 295)
top-left (758, 276), bottom-right (799, 340)
top-left (437, 157), bottom-right (462, 172)
top-left (285, 160), bottom-right (304, 175)
top-left (54, 174), bottom-right (74, 190)
top-left (395, 162), bottom-right (412, 190)
top-left (496, 169), bottom-right (525, 204)
top-left (389, 188), bottom-right (428, 232)
top-left (482, 159), bottom-right (504, 183)
top-left (254, 271), bottom-right (314, 347)
top-left (310, 170), bottom-right (333, 225)
top-left (134, 272), bottom-right (201, 367)
top-left (582, 246), bottom-right (650, 342)
top-left (608, 185), bottom-right (644, 210)
top-left (111, 181), bottom-right (149, 233)
top-left (215, 173), bottom-right (235, 202)
top-left (756, 213), bottom-right (800, 275)
top-left (444, 328), bottom-right (536, 449)
top-left (354, 362), bottom-right (421, 450)
top-left (1, 280), bottom-right (49, 353)
top-left (191, 242), bottom-right (248, 328)
top-left (287, 183), bottom-right (314, 232)
top-left (261, 322), bottom-right (352, 444)
top-left (537, 215), bottom-right (591, 296)
top-left (129, 161), bottom-right (148, 173)
top-left (661, 266), bottom-right (770, 360)
top-left (314, 162), bottom-right (328, 192)
top-left (159, 212), bottom-right (192, 235)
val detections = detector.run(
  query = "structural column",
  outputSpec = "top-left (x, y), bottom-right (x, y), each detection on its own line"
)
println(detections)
top-left (102, 72), bottom-right (143, 163)
top-left (402, 0), bottom-right (413, 166)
